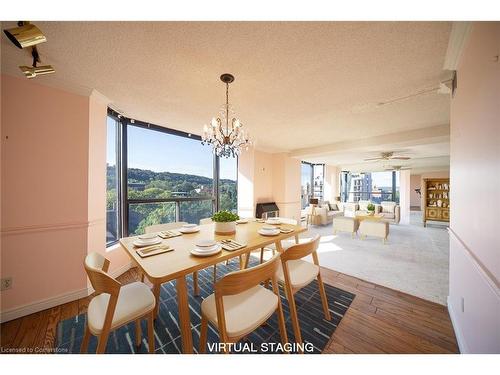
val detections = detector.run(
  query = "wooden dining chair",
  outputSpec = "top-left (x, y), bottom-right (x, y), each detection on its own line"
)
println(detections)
top-left (81, 252), bottom-right (156, 354)
top-left (259, 217), bottom-right (300, 263)
top-left (277, 234), bottom-right (331, 352)
top-left (199, 254), bottom-right (288, 354)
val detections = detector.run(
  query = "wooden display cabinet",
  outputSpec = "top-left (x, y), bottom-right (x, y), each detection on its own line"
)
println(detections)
top-left (423, 178), bottom-right (450, 227)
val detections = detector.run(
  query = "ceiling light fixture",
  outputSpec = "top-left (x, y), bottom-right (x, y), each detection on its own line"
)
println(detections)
top-left (201, 73), bottom-right (252, 158)
top-left (18, 46), bottom-right (55, 79)
top-left (3, 21), bottom-right (46, 49)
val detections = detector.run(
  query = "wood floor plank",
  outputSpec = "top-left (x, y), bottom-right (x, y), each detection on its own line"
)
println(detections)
top-left (0, 318), bottom-right (22, 348)
top-left (42, 305), bottom-right (62, 350)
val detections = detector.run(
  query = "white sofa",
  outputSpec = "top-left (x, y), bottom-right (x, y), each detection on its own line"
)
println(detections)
top-left (378, 201), bottom-right (400, 224)
top-left (341, 200), bottom-right (400, 224)
top-left (301, 201), bottom-right (343, 225)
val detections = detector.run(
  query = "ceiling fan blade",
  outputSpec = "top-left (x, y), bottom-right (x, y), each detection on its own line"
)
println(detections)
top-left (390, 156), bottom-right (411, 160)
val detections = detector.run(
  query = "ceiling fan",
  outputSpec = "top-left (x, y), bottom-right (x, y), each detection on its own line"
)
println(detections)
top-left (384, 165), bottom-right (411, 171)
top-left (364, 152), bottom-right (411, 162)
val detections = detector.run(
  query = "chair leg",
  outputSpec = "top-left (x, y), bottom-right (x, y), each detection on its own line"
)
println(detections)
top-left (317, 274), bottom-right (331, 321)
top-left (213, 264), bottom-right (217, 284)
top-left (260, 248), bottom-right (264, 264)
top-left (193, 271), bottom-right (200, 296)
top-left (239, 255), bottom-right (244, 269)
top-left (80, 325), bottom-right (91, 353)
top-left (147, 311), bottom-right (155, 354)
top-left (199, 314), bottom-right (208, 353)
top-left (273, 281), bottom-right (288, 347)
top-left (285, 284), bottom-right (303, 353)
top-left (96, 330), bottom-right (110, 354)
top-left (135, 319), bottom-right (142, 350)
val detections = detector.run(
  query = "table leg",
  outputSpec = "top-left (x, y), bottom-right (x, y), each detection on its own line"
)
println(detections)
top-left (275, 240), bottom-right (284, 253)
top-left (152, 283), bottom-right (161, 318)
top-left (243, 252), bottom-right (250, 269)
top-left (176, 276), bottom-right (194, 354)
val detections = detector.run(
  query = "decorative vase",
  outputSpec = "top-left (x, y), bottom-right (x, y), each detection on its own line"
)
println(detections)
top-left (214, 221), bottom-right (236, 235)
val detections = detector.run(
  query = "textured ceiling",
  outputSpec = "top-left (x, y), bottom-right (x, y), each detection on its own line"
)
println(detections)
top-left (1, 21), bottom-right (452, 166)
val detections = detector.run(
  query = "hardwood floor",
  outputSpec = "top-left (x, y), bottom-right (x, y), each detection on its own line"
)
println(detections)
top-left (0, 266), bottom-right (458, 354)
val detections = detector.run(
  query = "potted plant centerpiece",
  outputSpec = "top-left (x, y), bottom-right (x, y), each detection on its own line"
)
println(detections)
top-left (212, 210), bottom-right (239, 235)
top-left (367, 203), bottom-right (376, 215)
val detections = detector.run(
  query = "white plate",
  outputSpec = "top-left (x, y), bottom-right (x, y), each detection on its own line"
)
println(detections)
top-left (182, 223), bottom-right (198, 229)
top-left (258, 229), bottom-right (280, 236)
top-left (196, 239), bottom-right (217, 248)
top-left (139, 233), bottom-right (158, 240)
top-left (194, 244), bottom-right (219, 252)
top-left (190, 244), bottom-right (222, 257)
top-left (179, 226), bottom-right (200, 233)
top-left (133, 238), bottom-right (162, 247)
top-left (265, 218), bottom-right (281, 225)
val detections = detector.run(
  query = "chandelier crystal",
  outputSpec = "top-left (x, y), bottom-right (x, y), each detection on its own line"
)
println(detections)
top-left (201, 73), bottom-right (251, 158)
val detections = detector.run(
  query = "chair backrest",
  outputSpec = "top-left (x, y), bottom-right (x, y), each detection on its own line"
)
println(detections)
top-left (215, 254), bottom-right (281, 297)
top-left (199, 217), bottom-right (213, 225)
top-left (277, 217), bottom-right (298, 225)
top-left (145, 222), bottom-right (188, 233)
top-left (280, 234), bottom-right (321, 263)
top-left (84, 252), bottom-right (121, 296)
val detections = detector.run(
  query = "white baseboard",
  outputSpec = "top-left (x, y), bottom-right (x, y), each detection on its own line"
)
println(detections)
top-left (0, 261), bottom-right (133, 323)
top-left (447, 296), bottom-right (467, 354)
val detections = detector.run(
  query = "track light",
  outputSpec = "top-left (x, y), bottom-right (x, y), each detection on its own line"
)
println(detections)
top-left (3, 21), bottom-right (47, 49)
top-left (18, 46), bottom-right (55, 79)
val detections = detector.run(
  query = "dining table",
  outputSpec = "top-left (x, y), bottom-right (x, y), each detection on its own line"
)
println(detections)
top-left (119, 219), bottom-right (307, 353)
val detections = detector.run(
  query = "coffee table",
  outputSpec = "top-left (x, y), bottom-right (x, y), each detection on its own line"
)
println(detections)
top-left (355, 212), bottom-right (384, 221)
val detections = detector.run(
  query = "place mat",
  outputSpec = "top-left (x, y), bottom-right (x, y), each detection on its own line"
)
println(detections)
top-left (220, 240), bottom-right (247, 251)
top-left (158, 230), bottom-right (182, 239)
top-left (136, 245), bottom-right (174, 258)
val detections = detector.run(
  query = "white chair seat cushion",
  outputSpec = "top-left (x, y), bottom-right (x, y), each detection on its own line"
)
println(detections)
top-left (276, 259), bottom-right (319, 289)
top-left (201, 285), bottom-right (278, 338)
top-left (87, 282), bottom-right (155, 334)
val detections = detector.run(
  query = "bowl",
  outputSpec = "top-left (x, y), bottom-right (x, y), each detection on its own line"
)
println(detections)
top-left (182, 223), bottom-right (197, 228)
top-left (138, 233), bottom-right (158, 240)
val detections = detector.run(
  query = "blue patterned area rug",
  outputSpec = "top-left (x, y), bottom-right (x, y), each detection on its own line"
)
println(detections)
top-left (56, 259), bottom-right (354, 354)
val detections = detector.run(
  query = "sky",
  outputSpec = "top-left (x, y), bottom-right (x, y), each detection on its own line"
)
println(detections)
top-left (106, 117), bottom-right (237, 180)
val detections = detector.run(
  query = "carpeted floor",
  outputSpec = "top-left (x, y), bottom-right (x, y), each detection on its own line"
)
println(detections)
top-left (56, 259), bottom-right (354, 354)
top-left (296, 211), bottom-right (449, 305)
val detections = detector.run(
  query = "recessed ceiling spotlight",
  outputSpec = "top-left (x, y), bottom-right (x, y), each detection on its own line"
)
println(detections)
top-left (3, 21), bottom-right (47, 49)
top-left (130, 119), bottom-right (135, 124)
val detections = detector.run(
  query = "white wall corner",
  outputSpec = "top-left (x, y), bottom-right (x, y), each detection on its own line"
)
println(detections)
top-left (89, 89), bottom-right (112, 105)
top-left (443, 22), bottom-right (473, 70)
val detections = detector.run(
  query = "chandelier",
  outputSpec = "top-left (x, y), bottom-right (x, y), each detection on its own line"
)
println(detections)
top-left (201, 73), bottom-right (251, 158)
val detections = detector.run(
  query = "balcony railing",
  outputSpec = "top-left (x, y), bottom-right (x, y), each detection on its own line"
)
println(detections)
top-left (341, 191), bottom-right (398, 204)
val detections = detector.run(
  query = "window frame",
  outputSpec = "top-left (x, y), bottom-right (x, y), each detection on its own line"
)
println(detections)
top-left (106, 108), bottom-right (238, 242)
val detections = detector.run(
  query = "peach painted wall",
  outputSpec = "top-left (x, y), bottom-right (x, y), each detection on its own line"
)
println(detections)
top-left (448, 22), bottom-right (500, 353)
top-left (237, 147), bottom-right (274, 217)
top-left (0, 75), bottom-right (130, 319)
top-left (238, 148), bottom-right (301, 220)
top-left (409, 174), bottom-right (421, 208)
top-left (1, 75), bottom-right (90, 312)
top-left (272, 153), bottom-right (301, 221)
top-left (253, 150), bottom-right (274, 204)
